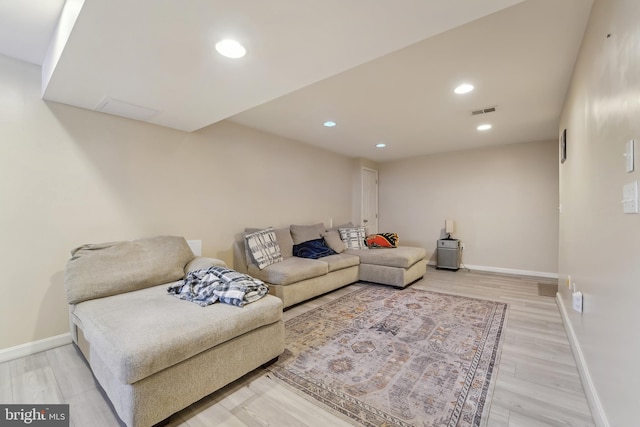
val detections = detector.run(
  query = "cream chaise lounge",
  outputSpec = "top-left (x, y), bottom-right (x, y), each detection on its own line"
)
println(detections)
top-left (64, 235), bottom-right (284, 427)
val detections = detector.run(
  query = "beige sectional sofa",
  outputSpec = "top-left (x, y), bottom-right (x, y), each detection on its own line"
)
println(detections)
top-left (233, 223), bottom-right (427, 308)
top-left (64, 236), bottom-right (285, 427)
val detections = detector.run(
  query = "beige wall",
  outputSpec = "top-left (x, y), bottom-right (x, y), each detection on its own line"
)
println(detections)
top-left (0, 54), bottom-right (353, 350)
top-left (378, 141), bottom-right (559, 275)
top-left (558, 0), bottom-right (640, 425)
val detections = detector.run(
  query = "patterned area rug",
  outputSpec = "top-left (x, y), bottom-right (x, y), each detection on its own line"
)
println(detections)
top-left (266, 286), bottom-right (507, 427)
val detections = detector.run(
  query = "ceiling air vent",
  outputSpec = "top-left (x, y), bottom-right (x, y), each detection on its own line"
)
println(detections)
top-left (471, 106), bottom-right (497, 116)
top-left (95, 97), bottom-right (158, 121)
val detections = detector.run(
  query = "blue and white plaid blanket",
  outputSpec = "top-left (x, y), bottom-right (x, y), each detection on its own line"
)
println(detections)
top-left (167, 266), bottom-right (268, 307)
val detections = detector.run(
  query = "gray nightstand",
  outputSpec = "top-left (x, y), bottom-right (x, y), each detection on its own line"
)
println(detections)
top-left (437, 239), bottom-right (460, 271)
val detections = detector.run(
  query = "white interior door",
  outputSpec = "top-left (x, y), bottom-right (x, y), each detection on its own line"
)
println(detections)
top-left (361, 168), bottom-right (379, 234)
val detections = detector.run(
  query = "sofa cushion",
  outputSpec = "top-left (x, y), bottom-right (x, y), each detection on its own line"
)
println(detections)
top-left (248, 256), bottom-right (328, 285)
top-left (339, 226), bottom-right (368, 250)
top-left (319, 253), bottom-right (360, 272)
top-left (245, 228), bottom-right (283, 269)
top-left (64, 236), bottom-right (194, 305)
top-left (293, 238), bottom-right (336, 259)
top-left (290, 223), bottom-right (324, 244)
top-left (72, 284), bottom-right (283, 385)
top-left (346, 246), bottom-right (426, 268)
top-left (244, 227), bottom-right (293, 264)
top-left (243, 228), bottom-right (262, 266)
top-left (321, 230), bottom-right (346, 253)
top-left (274, 227), bottom-right (294, 258)
top-left (365, 233), bottom-right (399, 248)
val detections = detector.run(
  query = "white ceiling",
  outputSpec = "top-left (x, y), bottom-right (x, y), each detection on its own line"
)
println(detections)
top-left (0, 0), bottom-right (65, 65)
top-left (0, 0), bottom-right (593, 162)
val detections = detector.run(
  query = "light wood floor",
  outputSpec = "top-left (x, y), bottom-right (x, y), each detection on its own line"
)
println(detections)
top-left (0, 267), bottom-right (595, 427)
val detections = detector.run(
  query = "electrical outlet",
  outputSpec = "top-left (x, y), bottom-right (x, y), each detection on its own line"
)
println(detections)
top-left (461, 243), bottom-right (465, 250)
top-left (572, 291), bottom-right (583, 313)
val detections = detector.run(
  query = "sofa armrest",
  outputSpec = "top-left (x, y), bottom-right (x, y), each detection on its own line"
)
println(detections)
top-left (233, 238), bottom-right (249, 274)
top-left (184, 256), bottom-right (226, 274)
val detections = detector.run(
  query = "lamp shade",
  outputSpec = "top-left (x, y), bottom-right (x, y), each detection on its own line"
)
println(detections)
top-left (445, 220), bottom-right (454, 234)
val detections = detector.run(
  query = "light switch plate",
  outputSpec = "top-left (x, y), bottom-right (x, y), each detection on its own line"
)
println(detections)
top-left (626, 139), bottom-right (635, 172)
top-left (623, 181), bottom-right (639, 214)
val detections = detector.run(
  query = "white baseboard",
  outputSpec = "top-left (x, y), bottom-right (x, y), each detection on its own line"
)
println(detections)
top-left (0, 333), bottom-right (72, 364)
top-left (427, 260), bottom-right (558, 279)
top-left (556, 295), bottom-right (609, 427)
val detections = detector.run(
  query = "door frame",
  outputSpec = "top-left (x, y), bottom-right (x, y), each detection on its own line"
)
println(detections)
top-left (361, 167), bottom-right (379, 234)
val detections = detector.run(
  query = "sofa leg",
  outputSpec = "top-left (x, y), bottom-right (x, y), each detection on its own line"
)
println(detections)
top-left (261, 356), bottom-right (279, 368)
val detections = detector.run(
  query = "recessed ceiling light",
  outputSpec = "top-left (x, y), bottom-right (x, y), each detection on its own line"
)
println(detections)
top-left (215, 39), bottom-right (246, 58)
top-left (376, 143), bottom-right (387, 148)
top-left (323, 121), bottom-right (337, 127)
top-left (454, 83), bottom-right (474, 94)
top-left (477, 124), bottom-right (492, 131)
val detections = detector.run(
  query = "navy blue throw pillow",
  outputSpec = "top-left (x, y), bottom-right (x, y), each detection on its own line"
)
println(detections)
top-left (293, 238), bottom-right (337, 259)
